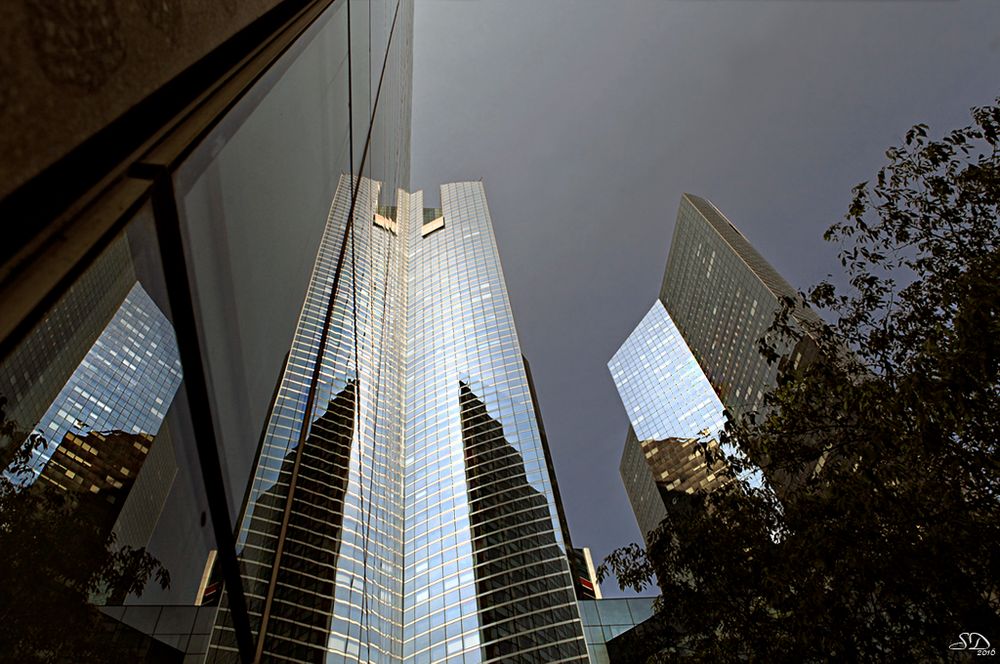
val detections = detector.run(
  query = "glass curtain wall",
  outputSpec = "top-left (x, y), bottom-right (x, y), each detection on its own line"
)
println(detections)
top-left (0, 1), bottom-right (413, 662)
top-left (404, 182), bottom-right (589, 663)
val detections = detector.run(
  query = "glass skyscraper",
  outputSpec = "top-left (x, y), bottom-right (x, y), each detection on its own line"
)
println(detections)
top-left (1, 1), bottom-right (421, 661)
top-left (659, 194), bottom-right (823, 421)
top-left (208, 176), bottom-right (589, 663)
top-left (658, 194), bottom-right (823, 493)
top-left (612, 193), bottom-right (822, 539)
top-left (608, 301), bottom-right (727, 542)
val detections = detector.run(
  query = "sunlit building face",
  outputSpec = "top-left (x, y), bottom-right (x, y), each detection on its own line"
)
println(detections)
top-left (207, 176), bottom-right (589, 664)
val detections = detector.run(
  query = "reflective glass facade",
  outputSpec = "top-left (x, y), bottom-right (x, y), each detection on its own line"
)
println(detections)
top-left (0, 236), bottom-right (137, 460)
top-left (609, 301), bottom-right (724, 444)
top-left (608, 301), bottom-right (726, 541)
top-left (21, 282), bottom-right (183, 481)
top-left (0, 243), bottom-right (185, 559)
top-left (610, 194), bottom-right (812, 541)
top-left (0, 203), bottom-right (241, 660)
top-left (577, 598), bottom-right (656, 664)
top-left (1, 1), bottom-right (418, 661)
top-left (659, 194), bottom-right (822, 420)
top-left (617, 426), bottom-right (667, 544)
top-left (405, 182), bottom-right (587, 663)
top-left (208, 178), bottom-right (587, 663)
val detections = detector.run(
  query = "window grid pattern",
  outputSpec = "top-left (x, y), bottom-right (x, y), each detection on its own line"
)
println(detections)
top-left (617, 426), bottom-right (667, 544)
top-left (609, 301), bottom-right (724, 543)
top-left (578, 598), bottom-right (655, 664)
top-left (22, 282), bottom-right (183, 480)
top-left (211, 179), bottom-right (587, 664)
top-left (403, 181), bottom-right (587, 664)
top-left (609, 300), bottom-right (724, 445)
top-left (209, 174), bottom-right (407, 663)
top-left (659, 195), bottom-right (793, 420)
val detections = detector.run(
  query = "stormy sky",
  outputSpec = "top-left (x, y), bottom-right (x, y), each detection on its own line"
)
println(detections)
top-left (410, 0), bottom-right (1000, 596)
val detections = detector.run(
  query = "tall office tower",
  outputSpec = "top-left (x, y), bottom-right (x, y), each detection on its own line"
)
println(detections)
top-left (611, 194), bottom-right (822, 534)
top-left (4, 279), bottom-right (184, 558)
top-left (609, 301), bottom-right (728, 543)
top-left (659, 194), bottom-right (822, 422)
top-left (658, 194), bottom-right (823, 492)
top-left (17, 282), bottom-right (183, 482)
top-left (208, 177), bottom-right (588, 663)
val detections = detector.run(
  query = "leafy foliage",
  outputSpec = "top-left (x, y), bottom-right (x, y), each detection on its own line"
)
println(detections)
top-left (600, 99), bottom-right (1000, 662)
top-left (0, 398), bottom-right (170, 663)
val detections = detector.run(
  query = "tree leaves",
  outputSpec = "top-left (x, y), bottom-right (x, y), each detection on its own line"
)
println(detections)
top-left (0, 405), bottom-right (171, 663)
top-left (601, 98), bottom-right (1000, 662)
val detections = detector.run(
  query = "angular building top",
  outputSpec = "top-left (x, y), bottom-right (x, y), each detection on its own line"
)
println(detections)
top-left (659, 194), bottom-right (821, 418)
top-left (208, 176), bottom-right (589, 664)
top-left (662, 195), bottom-right (822, 328)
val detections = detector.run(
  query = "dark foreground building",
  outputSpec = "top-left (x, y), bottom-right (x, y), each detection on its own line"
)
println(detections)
top-left (1, 3), bottom-right (416, 662)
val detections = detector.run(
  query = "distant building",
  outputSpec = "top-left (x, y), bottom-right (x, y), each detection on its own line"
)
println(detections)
top-left (35, 428), bottom-right (161, 603)
top-left (0, 237), bottom-right (136, 469)
top-left (610, 194), bottom-right (825, 544)
top-left (618, 426), bottom-right (668, 546)
top-left (568, 547), bottom-right (602, 601)
top-left (659, 194), bottom-right (823, 490)
top-left (659, 194), bottom-right (822, 425)
top-left (638, 435), bottom-right (727, 496)
top-left (13, 281), bottom-right (184, 556)
top-left (609, 301), bottom-right (728, 544)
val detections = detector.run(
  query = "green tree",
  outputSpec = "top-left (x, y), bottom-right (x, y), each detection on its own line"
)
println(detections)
top-left (0, 398), bottom-right (170, 663)
top-left (600, 99), bottom-right (1000, 662)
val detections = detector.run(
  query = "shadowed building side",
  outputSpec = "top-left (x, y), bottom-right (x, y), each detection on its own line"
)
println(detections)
top-left (660, 194), bottom-right (824, 493)
top-left (619, 426), bottom-right (667, 546)
top-left (208, 382), bottom-right (355, 663)
top-left (640, 436), bottom-right (729, 507)
top-left (459, 382), bottom-right (589, 662)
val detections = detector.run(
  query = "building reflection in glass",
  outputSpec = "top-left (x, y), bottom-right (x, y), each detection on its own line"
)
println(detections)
top-left (460, 382), bottom-right (589, 662)
top-left (209, 382), bottom-right (356, 663)
top-left (5, 281), bottom-right (182, 484)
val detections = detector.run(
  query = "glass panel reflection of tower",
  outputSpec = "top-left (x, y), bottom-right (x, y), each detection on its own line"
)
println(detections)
top-left (608, 301), bottom-right (726, 544)
top-left (208, 177), bottom-right (588, 663)
top-left (24, 283), bottom-right (183, 480)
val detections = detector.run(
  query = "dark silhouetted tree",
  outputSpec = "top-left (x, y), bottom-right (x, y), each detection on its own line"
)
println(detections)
top-left (600, 99), bottom-right (1000, 663)
top-left (0, 399), bottom-right (170, 663)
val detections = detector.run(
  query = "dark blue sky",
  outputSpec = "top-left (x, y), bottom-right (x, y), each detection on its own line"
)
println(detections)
top-left (411, 0), bottom-right (1000, 597)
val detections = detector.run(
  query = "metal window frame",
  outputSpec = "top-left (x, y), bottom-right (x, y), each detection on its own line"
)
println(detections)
top-left (0, 2), bottom-right (342, 663)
